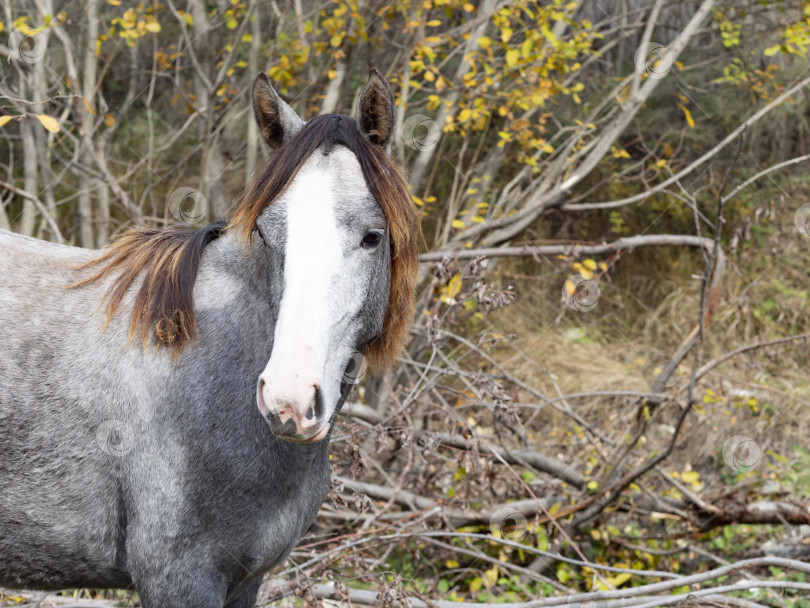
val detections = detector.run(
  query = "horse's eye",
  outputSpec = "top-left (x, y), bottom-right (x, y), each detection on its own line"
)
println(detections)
top-left (361, 230), bottom-right (384, 249)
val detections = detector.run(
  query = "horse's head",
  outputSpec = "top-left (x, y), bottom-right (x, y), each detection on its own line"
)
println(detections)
top-left (243, 70), bottom-right (417, 443)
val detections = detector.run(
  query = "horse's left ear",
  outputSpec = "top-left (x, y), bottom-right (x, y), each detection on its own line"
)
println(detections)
top-left (357, 68), bottom-right (395, 152)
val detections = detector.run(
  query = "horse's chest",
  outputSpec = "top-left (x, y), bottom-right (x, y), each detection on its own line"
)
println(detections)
top-left (261, 461), bottom-right (329, 549)
top-left (220, 450), bottom-right (331, 579)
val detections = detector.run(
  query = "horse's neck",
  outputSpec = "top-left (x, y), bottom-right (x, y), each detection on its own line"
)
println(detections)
top-left (193, 232), bottom-right (279, 311)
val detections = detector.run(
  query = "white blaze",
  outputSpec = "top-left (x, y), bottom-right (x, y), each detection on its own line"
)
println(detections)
top-left (259, 157), bottom-right (343, 411)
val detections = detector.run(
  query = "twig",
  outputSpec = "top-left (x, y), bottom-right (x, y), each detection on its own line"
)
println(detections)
top-left (0, 179), bottom-right (63, 243)
top-left (694, 333), bottom-right (810, 381)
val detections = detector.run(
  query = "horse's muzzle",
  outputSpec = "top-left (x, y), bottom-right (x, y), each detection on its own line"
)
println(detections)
top-left (256, 377), bottom-right (328, 442)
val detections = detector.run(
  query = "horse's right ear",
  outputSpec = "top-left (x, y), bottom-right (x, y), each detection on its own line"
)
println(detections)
top-left (252, 73), bottom-right (304, 150)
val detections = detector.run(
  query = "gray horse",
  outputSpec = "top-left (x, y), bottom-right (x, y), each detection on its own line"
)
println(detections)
top-left (0, 69), bottom-right (418, 607)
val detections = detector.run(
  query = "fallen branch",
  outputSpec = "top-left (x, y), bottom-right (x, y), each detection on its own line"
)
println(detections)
top-left (271, 554), bottom-right (810, 608)
top-left (419, 234), bottom-right (722, 263)
top-left (341, 402), bottom-right (584, 487)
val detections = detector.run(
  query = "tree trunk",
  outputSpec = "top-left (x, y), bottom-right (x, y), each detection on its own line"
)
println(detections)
top-left (77, 0), bottom-right (100, 248)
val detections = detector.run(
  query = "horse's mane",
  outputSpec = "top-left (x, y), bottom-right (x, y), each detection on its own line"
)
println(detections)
top-left (74, 114), bottom-right (419, 367)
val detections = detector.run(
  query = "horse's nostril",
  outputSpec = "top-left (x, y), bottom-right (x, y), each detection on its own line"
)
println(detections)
top-left (312, 385), bottom-right (323, 421)
top-left (256, 377), bottom-right (270, 416)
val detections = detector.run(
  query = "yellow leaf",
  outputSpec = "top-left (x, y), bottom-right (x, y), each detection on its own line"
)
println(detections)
top-left (541, 24), bottom-right (558, 46)
top-left (583, 259), bottom-right (597, 271)
top-left (477, 35), bottom-right (492, 50)
top-left (463, 3), bottom-right (474, 11)
top-left (500, 27), bottom-right (512, 43)
top-left (613, 572), bottom-right (632, 586)
top-left (107, 0), bottom-right (121, 4)
top-left (564, 279), bottom-right (576, 296)
top-left (681, 471), bottom-right (699, 484)
top-left (505, 49), bottom-right (519, 68)
top-left (611, 145), bottom-right (630, 159)
top-left (678, 103), bottom-right (695, 128)
top-left (445, 559), bottom-right (459, 569)
top-left (330, 34), bottom-right (343, 47)
top-left (587, 480), bottom-right (599, 491)
top-left (225, 18), bottom-right (238, 30)
top-left (82, 97), bottom-right (96, 115)
top-left (426, 19), bottom-right (441, 26)
top-left (482, 565), bottom-right (499, 588)
top-left (469, 577), bottom-right (483, 592)
top-left (36, 114), bottom-right (60, 133)
top-left (451, 219), bottom-right (465, 229)
top-left (0, 115), bottom-right (14, 127)
top-left (145, 21), bottom-right (161, 33)
top-left (104, 113), bottom-right (115, 127)
top-left (458, 108), bottom-right (472, 122)
top-left (446, 273), bottom-right (463, 298)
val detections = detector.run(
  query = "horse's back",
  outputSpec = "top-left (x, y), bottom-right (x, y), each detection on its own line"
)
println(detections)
top-left (0, 230), bottom-right (133, 590)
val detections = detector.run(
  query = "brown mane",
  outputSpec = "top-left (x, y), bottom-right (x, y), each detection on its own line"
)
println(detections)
top-left (75, 114), bottom-right (420, 367)
top-left (71, 222), bottom-right (226, 357)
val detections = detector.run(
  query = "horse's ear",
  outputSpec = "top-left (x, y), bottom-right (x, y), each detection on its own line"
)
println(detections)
top-left (357, 68), bottom-right (395, 152)
top-left (252, 73), bottom-right (304, 150)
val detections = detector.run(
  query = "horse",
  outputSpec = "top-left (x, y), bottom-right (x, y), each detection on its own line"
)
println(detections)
top-left (0, 68), bottom-right (419, 608)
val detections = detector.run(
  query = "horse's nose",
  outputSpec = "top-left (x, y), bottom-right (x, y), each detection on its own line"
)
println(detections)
top-left (256, 377), bottom-right (324, 440)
